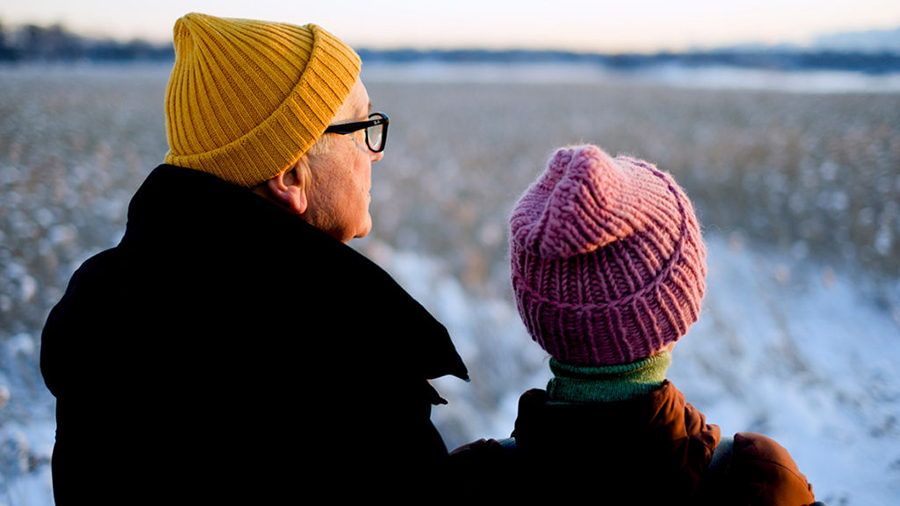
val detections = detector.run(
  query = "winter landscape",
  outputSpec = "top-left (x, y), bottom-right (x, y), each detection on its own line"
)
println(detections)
top-left (0, 59), bottom-right (899, 505)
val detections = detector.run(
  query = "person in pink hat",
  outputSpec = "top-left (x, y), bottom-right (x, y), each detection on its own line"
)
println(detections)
top-left (452, 144), bottom-right (819, 505)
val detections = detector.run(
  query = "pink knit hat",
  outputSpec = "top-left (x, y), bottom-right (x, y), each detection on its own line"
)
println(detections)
top-left (509, 145), bottom-right (706, 366)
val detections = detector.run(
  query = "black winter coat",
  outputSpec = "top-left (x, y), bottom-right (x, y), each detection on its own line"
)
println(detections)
top-left (41, 165), bottom-right (468, 504)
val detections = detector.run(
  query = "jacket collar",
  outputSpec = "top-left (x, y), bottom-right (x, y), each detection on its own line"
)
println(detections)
top-left (122, 165), bottom-right (469, 386)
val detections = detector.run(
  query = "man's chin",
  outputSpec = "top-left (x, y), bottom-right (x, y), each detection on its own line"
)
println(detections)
top-left (353, 218), bottom-right (373, 241)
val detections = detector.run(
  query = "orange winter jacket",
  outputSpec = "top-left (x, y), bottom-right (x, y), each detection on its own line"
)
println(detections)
top-left (450, 381), bottom-right (815, 506)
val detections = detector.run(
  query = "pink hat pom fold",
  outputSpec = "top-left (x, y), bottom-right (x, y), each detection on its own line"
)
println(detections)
top-left (512, 145), bottom-right (635, 260)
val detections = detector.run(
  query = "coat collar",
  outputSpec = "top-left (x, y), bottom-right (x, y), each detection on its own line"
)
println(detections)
top-left (122, 165), bottom-right (469, 385)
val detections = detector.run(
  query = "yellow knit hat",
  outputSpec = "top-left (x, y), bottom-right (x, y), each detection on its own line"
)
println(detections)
top-left (163, 13), bottom-right (361, 188)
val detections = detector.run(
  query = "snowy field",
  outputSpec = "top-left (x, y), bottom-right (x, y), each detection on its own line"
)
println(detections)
top-left (1, 62), bottom-right (899, 505)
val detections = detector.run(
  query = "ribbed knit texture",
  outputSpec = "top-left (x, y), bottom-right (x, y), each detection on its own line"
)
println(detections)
top-left (510, 145), bottom-right (706, 366)
top-left (546, 352), bottom-right (672, 403)
top-left (163, 13), bottom-right (361, 187)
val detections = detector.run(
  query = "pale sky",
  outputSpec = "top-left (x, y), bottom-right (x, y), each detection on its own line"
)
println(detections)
top-left (2, 0), bottom-right (900, 53)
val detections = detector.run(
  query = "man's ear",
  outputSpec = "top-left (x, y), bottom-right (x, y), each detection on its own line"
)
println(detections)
top-left (266, 161), bottom-right (308, 216)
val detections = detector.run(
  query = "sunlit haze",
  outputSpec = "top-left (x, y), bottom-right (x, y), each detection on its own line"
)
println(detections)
top-left (2, 0), bottom-right (900, 52)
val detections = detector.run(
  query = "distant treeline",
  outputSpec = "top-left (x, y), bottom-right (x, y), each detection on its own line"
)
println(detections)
top-left (0, 21), bottom-right (174, 62)
top-left (357, 48), bottom-right (900, 75)
top-left (1, 20), bottom-right (898, 74)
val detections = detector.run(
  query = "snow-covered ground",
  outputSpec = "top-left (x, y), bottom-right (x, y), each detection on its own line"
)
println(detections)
top-left (5, 232), bottom-right (897, 505)
top-left (1, 62), bottom-right (899, 505)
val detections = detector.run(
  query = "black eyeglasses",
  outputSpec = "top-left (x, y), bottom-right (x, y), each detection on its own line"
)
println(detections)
top-left (324, 112), bottom-right (390, 153)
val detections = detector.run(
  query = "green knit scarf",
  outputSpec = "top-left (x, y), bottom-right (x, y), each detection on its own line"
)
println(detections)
top-left (546, 352), bottom-right (672, 403)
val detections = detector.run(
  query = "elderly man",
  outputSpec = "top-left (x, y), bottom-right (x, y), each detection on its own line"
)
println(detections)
top-left (40, 13), bottom-right (468, 503)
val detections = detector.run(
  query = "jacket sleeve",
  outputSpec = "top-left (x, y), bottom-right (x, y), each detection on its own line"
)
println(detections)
top-left (726, 432), bottom-right (816, 506)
